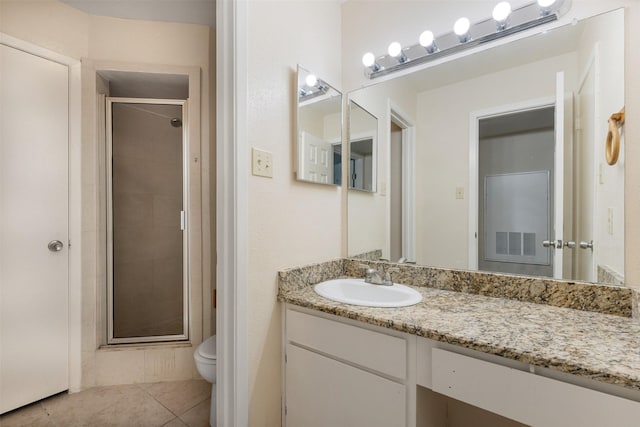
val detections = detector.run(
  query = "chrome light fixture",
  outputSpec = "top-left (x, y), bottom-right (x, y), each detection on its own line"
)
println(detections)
top-left (362, 0), bottom-right (570, 79)
top-left (493, 1), bottom-right (512, 30)
top-left (453, 17), bottom-right (471, 43)
top-left (299, 73), bottom-right (329, 101)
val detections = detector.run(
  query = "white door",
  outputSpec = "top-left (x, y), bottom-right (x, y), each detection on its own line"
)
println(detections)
top-left (552, 72), bottom-right (566, 279)
top-left (300, 131), bottom-right (332, 184)
top-left (575, 64), bottom-right (596, 282)
top-left (0, 44), bottom-right (69, 413)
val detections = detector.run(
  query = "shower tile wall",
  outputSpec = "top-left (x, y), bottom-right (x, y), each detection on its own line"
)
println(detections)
top-left (112, 103), bottom-right (184, 339)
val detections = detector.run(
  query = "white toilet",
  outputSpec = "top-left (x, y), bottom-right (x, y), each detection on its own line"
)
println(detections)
top-left (194, 335), bottom-right (217, 427)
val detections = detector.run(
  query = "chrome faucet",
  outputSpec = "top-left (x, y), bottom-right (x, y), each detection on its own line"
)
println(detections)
top-left (359, 264), bottom-right (400, 286)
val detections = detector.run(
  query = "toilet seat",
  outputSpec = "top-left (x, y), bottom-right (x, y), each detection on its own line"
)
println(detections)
top-left (198, 335), bottom-right (217, 360)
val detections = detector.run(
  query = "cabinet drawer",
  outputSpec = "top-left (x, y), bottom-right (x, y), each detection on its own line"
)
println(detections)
top-left (432, 348), bottom-right (640, 427)
top-left (286, 308), bottom-right (407, 379)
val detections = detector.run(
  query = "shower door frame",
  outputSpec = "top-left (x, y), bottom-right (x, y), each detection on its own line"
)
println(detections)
top-left (105, 97), bottom-right (190, 344)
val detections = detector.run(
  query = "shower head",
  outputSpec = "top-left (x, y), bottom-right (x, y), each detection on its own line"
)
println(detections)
top-left (170, 118), bottom-right (182, 128)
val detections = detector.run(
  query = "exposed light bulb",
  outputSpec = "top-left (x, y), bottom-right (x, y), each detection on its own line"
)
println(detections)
top-left (388, 42), bottom-right (402, 58)
top-left (538, 0), bottom-right (557, 16)
top-left (388, 42), bottom-right (407, 63)
top-left (305, 74), bottom-right (318, 87)
top-left (419, 30), bottom-right (437, 54)
top-left (492, 1), bottom-right (512, 23)
top-left (419, 31), bottom-right (434, 48)
top-left (453, 17), bottom-right (471, 42)
top-left (362, 52), bottom-right (381, 73)
top-left (362, 52), bottom-right (376, 67)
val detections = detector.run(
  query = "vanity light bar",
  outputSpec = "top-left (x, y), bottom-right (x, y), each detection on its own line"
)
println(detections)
top-left (298, 78), bottom-right (330, 102)
top-left (363, 0), bottom-right (570, 79)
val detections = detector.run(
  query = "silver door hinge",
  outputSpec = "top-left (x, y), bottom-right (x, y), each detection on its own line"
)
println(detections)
top-left (180, 211), bottom-right (185, 230)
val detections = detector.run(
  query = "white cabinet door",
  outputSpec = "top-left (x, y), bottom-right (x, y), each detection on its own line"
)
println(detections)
top-left (0, 44), bottom-right (69, 414)
top-left (286, 344), bottom-right (406, 427)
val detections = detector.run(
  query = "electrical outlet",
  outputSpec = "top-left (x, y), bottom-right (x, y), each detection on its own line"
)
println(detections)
top-left (455, 187), bottom-right (464, 199)
top-left (252, 148), bottom-right (273, 178)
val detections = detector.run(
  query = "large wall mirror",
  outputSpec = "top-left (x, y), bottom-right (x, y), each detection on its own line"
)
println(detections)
top-left (347, 9), bottom-right (625, 286)
top-left (296, 65), bottom-right (343, 186)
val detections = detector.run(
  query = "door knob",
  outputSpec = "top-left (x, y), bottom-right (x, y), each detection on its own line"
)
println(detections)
top-left (579, 240), bottom-right (594, 250)
top-left (564, 241), bottom-right (576, 249)
top-left (48, 240), bottom-right (64, 252)
top-left (543, 239), bottom-right (562, 249)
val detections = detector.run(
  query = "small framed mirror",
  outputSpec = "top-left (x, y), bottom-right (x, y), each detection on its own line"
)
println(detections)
top-left (296, 65), bottom-right (342, 186)
top-left (348, 100), bottom-right (377, 192)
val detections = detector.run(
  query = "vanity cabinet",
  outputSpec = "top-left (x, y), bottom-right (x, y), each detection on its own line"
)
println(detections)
top-left (428, 347), bottom-right (640, 427)
top-left (283, 306), bottom-right (416, 427)
top-left (283, 304), bottom-right (640, 427)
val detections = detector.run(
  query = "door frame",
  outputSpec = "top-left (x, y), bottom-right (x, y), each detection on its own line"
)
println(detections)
top-left (105, 97), bottom-right (190, 344)
top-left (468, 96), bottom-right (556, 272)
top-left (216, 0), bottom-right (249, 425)
top-left (574, 46), bottom-right (600, 281)
top-left (389, 101), bottom-right (416, 262)
top-left (0, 33), bottom-right (82, 392)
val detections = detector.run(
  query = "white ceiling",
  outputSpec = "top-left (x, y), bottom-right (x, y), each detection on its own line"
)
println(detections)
top-left (61, 0), bottom-right (215, 28)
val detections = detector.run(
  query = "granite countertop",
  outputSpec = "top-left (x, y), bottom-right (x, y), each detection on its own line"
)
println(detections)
top-left (279, 277), bottom-right (640, 393)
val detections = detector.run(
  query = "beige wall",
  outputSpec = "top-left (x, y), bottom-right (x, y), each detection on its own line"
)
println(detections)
top-left (245, 1), bottom-right (343, 424)
top-left (0, 0), bottom-right (214, 389)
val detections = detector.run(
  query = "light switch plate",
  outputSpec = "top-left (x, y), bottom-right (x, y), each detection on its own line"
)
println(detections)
top-left (455, 187), bottom-right (464, 199)
top-left (252, 147), bottom-right (273, 178)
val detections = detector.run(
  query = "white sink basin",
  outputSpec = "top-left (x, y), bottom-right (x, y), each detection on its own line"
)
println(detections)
top-left (313, 278), bottom-right (423, 308)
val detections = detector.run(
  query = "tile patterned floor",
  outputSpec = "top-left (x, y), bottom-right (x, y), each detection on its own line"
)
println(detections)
top-left (0, 379), bottom-right (211, 427)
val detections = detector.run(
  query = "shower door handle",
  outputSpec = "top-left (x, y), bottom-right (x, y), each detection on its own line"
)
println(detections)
top-left (48, 240), bottom-right (64, 252)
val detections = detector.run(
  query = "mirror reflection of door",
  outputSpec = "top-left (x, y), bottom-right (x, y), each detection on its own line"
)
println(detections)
top-left (350, 138), bottom-right (373, 190)
top-left (390, 121), bottom-right (403, 262)
top-left (575, 57), bottom-right (597, 282)
top-left (478, 107), bottom-right (555, 278)
top-left (348, 101), bottom-right (377, 193)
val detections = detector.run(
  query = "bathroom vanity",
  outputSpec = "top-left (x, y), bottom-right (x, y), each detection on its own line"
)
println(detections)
top-left (279, 259), bottom-right (640, 427)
